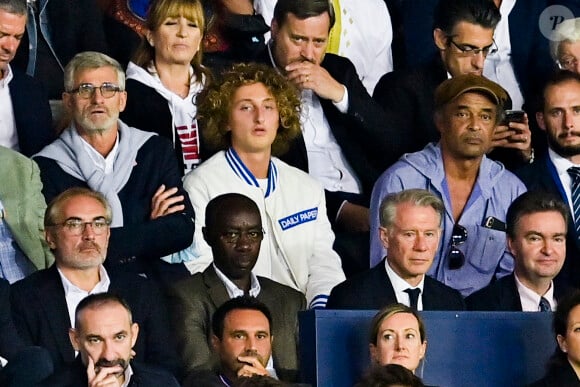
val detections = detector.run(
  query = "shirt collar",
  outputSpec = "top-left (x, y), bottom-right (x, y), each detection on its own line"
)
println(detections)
top-left (58, 265), bottom-right (111, 295)
top-left (0, 64), bottom-right (13, 88)
top-left (213, 263), bottom-right (261, 298)
top-left (120, 364), bottom-right (134, 387)
top-left (514, 273), bottom-right (556, 312)
top-left (384, 259), bottom-right (425, 294)
top-left (225, 147), bottom-right (277, 197)
top-left (549, 147), bottom-right (580, 175)
top-left (80, 129), bottom-right (120, 174)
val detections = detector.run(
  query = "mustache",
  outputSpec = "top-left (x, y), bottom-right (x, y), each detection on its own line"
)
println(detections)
top-left (95, 358), bottom-right (127, 369)
top-left (558, 131), bottom-right (580, 138)
top-left (79, 241), bottom-right (101, 251)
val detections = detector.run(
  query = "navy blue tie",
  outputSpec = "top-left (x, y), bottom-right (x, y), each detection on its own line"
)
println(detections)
top-left (539, 297), bottom-right (551, 312)
top-left (568, 167), bottom-right (580, 241)
top-left (404, 288), bottom-right (421, 310)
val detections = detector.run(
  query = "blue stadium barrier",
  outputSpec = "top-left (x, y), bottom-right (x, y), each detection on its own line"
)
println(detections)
top-left (299, 310), bottom-right (554, 387)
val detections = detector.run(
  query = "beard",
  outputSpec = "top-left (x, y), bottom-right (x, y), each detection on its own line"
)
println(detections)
top-left (73, 108), bottom-right (118, 134)
top-left (547, 131), bottom-right (580, 158)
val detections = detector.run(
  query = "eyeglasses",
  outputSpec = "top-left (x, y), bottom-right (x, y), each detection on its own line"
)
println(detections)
top-left (220, 229), bottom-right (265, 244)
top-left (447, 224), bottom-right (467, 270)
top-left (558, 56), bottom-right (579, 70)
top-left (49, 217), bottom-right (111, 236)
top-left (68, 83), bottom-right (122, 99)
top-left (447, 38), bottom-right (498, 57)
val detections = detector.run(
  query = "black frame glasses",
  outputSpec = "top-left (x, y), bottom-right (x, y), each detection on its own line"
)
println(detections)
top-left (447, 224), bottom-right (467, 270)
top-left (447, 38), bottom-right (498, 57)
top-left (68, 83), bottom-right (122, 99)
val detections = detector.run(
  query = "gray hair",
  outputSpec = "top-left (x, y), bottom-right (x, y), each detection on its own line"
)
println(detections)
top-left (379, 189), bottom-right (444, 228)
top-left (0, 0), bottom-right (27, 15)
top-left (63, 51), bottom-right (125, 92)
top-left (550, 18), bottom-right (580, 63)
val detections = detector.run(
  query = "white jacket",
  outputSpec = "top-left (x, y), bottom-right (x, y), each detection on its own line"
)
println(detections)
top-left (182, 149), bottom-right (345, 308)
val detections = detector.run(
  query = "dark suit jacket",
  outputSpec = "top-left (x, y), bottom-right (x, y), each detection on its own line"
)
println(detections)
top-left (10, 265), bottom-right (180, 375)
top-left (166, 265), bottom-right (306, 382)
top-left (528, 359), bottom-right (580, 387)
top-left (516, 155), bottom-right (580, 289)
top-left (0, 278), bottom-right (25, 361)
top-left (34, 135), bottom-right (194, 277)
top-left (326, 259), bottom-right (465, 310)
top-left (8, 68), bottom-right (54, 157)
top-left (466, 274), bottom-right (571, 311)
top-left (42, 357), bottom-right (180, 387)
top-left (257, 51), bottom-right (406, 218)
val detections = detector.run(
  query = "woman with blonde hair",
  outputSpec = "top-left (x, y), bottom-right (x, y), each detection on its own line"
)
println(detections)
top-left (121, 0), bottom-right (211, 174)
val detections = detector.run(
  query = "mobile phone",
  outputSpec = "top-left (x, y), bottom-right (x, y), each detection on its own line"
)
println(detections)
top-left (502, 110), bottom-right (525, 125)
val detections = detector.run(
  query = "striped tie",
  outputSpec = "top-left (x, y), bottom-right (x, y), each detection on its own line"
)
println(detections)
top-left (568, 167), bottom-right (580, 240)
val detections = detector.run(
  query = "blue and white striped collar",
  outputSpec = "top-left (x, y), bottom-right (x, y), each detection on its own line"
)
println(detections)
top-left (225, 148), bottom-right (278, 198)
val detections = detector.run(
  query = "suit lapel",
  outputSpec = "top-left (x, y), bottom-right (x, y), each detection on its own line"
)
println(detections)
top-left (39, 266), bottom-right (76, 362)
top-left (373, 262), bottom-right (398, 306)
top-left (203, 266), bottom-right (230, 308)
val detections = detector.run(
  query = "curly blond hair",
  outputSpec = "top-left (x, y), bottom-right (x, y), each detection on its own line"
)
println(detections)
top-left (198, 62), bottom-right (302, 156)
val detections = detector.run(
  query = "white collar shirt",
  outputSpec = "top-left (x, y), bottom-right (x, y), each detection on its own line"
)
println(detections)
top-left (385, 259), bottom-right (425, 310)
top-left (548, 148), bottom-right (578, 218)
top-left (213, 264), bottom-right (261, 298)
top-left (81, 132), bottom-right (119, 174)
top-left (514, 273), bottom-right (556, 312)
top-left (0, 65), bottom-right (19, 151)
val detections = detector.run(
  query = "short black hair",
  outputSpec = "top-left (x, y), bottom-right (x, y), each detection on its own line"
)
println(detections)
top-left (549, 290), bottom-right (580, 367)
top-left (273, 0), bottom-right (335, 31)
top-left (212, 296), bottom-right (273, 340)
top-left (74, 292), bottom-right (133, 330)
top-left (506, 191), bottom-right (568, 238)
top-left (355, 364), bottom-right (425, 387)
top-left (539, 70), bottom-right (580, 112)
top-left (204, 193), bottom-right (260, 232)
top-left (433, 0), bottom-right (500, 35)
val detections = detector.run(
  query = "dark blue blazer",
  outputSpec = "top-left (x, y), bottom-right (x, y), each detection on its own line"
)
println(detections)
top-left (466, 274), bottom-right (572, 311)
top-left (516, 155), bottom-right (580, 289)
top-left (326, 259), bottom-right (465, 310)
top-left (0, 278), bottom-right (25, 360)
top-left (34, 135), bottom-right (194, 276)
top-left (8, 68), bottom-right (54, 157)
top-left (10, 265), bottom-right (180, 376)
top-left (42, 357), bottom-right (180, 387)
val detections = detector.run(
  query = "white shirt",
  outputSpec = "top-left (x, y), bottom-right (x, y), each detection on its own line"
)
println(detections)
top-left (0, 65), bottom-right (19, 151)
top-left (483, 0), bottom-right (525, 110)
top-left (120, 365), bottom-right (134, 387)
top-left (385, 259), bottom-right (425, 310)
top-left (58, 265), bottom-right (111, 327)
top-left (514, 273), bottom-right (556, 312)
top-left (548, 148), bottom-right (578, 219)
top-left (81, 132), bottom-right (119, 174)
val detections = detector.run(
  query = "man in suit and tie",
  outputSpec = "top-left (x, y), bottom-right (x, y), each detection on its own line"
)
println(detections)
top-left (326, 189), bottom-right (464, 311)
top-left (467, 191), bottom-right (569, 311)
top-left (42, 292), bottom-right (180, 386)
top-left (516, 70), bottom-right (580, 290)
top-left (167, 193), bottom-right (306, 382)
top-left (259, 0), bottom-right (407, 275)
top-left (0, 0), bottom-right (53, 156)
top-left (10, 187), bottom-right (180, 376)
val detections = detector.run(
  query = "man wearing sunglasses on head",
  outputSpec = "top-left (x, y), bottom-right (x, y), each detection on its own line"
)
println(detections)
top-left (370, 74), bottom-right (526, 297)
top-left (327, 189), bottom-right (464, 311)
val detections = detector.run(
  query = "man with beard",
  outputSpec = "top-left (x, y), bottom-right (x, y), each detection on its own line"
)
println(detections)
top-left (167, 193), bottom-right (305, 381)
top-left (370, 74), bottom-right (526, 297)
top-left (33, 51), bottom-right (194, 284)
top-left (42, 292), bottom-right (180, 386)
top-left (516, 70), bottom-right (580, 289)
top-left (10, 188), bottom-right (180, 376)
top-left (183, 296), bottom-right (279, 386)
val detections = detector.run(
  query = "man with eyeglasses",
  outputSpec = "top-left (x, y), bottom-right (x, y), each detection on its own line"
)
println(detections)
top-left (10, 187), bottom-right (181, 376)
top-left (167, 193), bottom-right (305, 382)
top-left (327, 189), bottom-right (464, 311)
top-left (467, 191), bottom-right (570, 311)
top-left (33, 51), bottom-right (195, 285)
top-left (370, 74), bottom-right (527, 297)
top-left (373, 0), bottom-right (534, 171)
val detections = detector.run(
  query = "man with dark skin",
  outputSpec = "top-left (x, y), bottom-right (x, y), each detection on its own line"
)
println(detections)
top-left (168, 193), bottom-right (305, 381)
